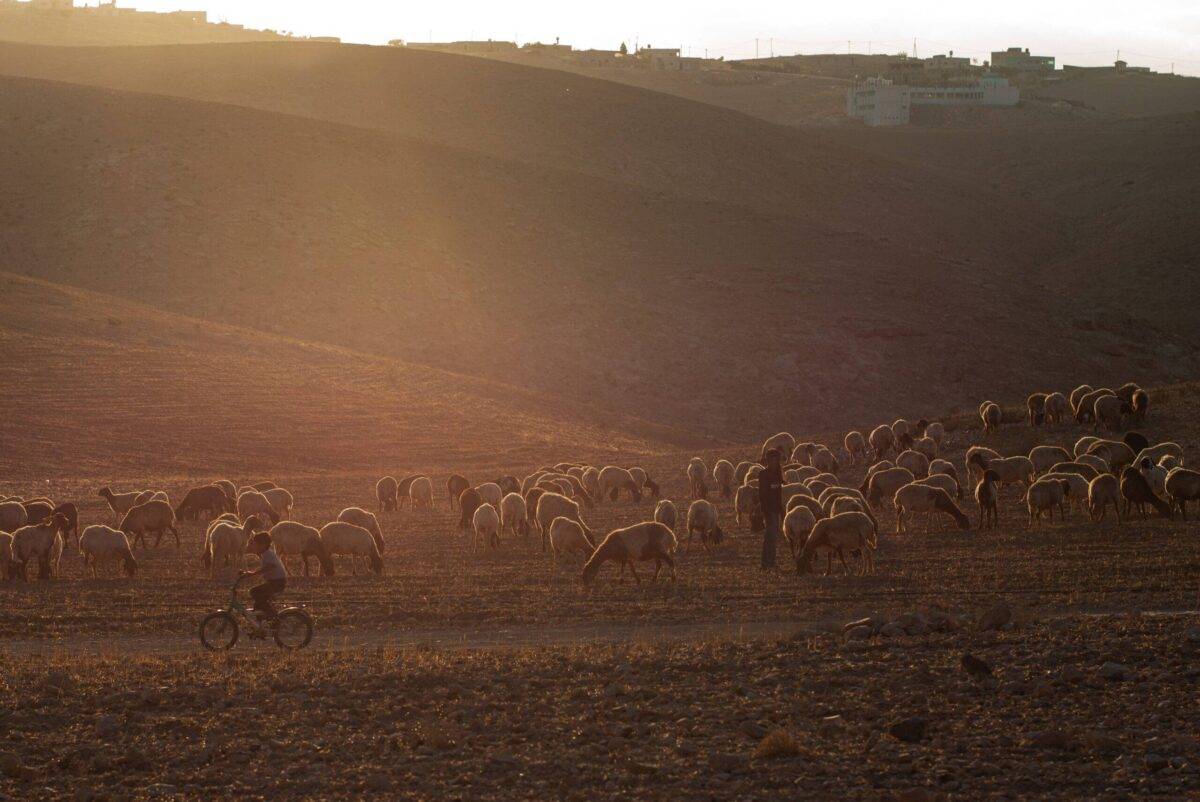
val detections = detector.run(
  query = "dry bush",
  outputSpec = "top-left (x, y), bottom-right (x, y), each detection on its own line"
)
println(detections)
top-left (753, 728), bottom-right (805, 760)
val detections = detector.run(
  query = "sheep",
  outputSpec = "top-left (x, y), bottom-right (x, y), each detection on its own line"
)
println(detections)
top-left (472, 503), bottom-right (501, 550)
top-left (1027, 392), bottom-right (1047, 427)
top-left (1026, 479), bottom-right (1071, 526)
top-left (1128, 388), bottom-right (1149, 424)
top-left (1044, 392), bottom-right (1069, 426)
top-left (1165, 468), bottom-right (1200, 520)
top-left (787, 493), bottom-right (826, 522)
top-left (582, 522), bottom-right (677, 584)
top-left (78, 524), bottom-right (138, 578)
top-left (536, 473), bottom-right (593, 507)
top-left (1049, 462), bottom-right (1100, 481)
top-left (865, 467), bottom-right (916, 510)
top-left (212, 479), bottom-right (237, 505)
top-left (268, 521), bottom-right (334, 576)
top-left (868, 425), bottom-right (895, 460)
top-left (829, 496), bottom-right (866, 517)
top-left (1087, 474), bottom-right (1121, 524)
top-left (1076, 454), bottom-right (1111, 476)
top-left (235, 490), bottom-right (279, 527)
top-left (980, 402), bottom-right (1001, 434)
top-left (1073, 436), bottom-right (1100, 458)
top-left (1039, 472), bottom-right (1090, 516)
top-left (685, 500), bottom-right (724, 550)
top-left (1135, 443), bottom-right (1184, 467)
top-left (319, 521), bottom-right (384, 574)
top-left (842, 431), bottom-right (868, 466)
top-left (21, 500), bottom-right (54, 528)
top-left (1068, 384), bottom-right (1094, 415)
top-left (1093, 394), bottom-right (1124, 432)
top-left (376, 476), bottom-right (399, 512)
top-left (743, 464), bottom-right (764, 485)
top-left (911, 436), bottom-right (937, 461)
top-left (581, 467), bottom-right (601, 500)
top-left (789, 442), bottom-right (813, 465)
top-left (713, 460), bottom-right (736, 498)
top-left (494, 475), bottom-right (521, 496)
top-left (925, 421), bottom-right (945, 448)
top-left (784, 469), bottom-right (801, 484)
top-left (734, 484), bottom-right (762, 529)
top-left (761, 432), bottom-right (796, 462)
top-left (811, 447), bottom-right (840, 475)
top-left (1122, 431), bottom-right (1150, 457)
top-left (120, 500), bottom-right (179, 549)
top-left (11, 514), bottom-right (69, 580)
top-left (251, 481), bottom-right (277, 492)
top-left (734, 461), bottom-right (754, 486)
top-left (686, 458), bottom-right (709, 500)
top-left (445, 474), bottom-right (470, 510)
top-left (1138, 458), bottom-right (1169, 496)
top-left (891, 419), bottom-right (913, 442)
top-left (894, 483), bottom-right (970, 534)
top-left (458, 488), bottom-right (483, 531)
top-left (915, 473), bottom-right (959, 502)
top-left (796, 512), bottom-right (876, 576)
top-left (409, 476), bottom-right (434, 510)
top-left (176, 485), bottom-right (233, 522)
top-left (598, 466), bottom-right (642, 503)
top-left (927, 460), bottom-right (964, 498)
top-left (337, 507), bottom-right (385, 554)
top-left (396, 475), bottom-right (422, 509)
top-left (263, 487), bottom-right (294, 520)
top-left (535, 492), bottom-right (591, 551)
top-left (522, 487), bottom-right (544, 531)
top-left (203, 517), bottom-right (255, 578)
top-left (964, 446), bottom-right (1001, 485)
top-left (1074, 388), bottom-right (1115, 424)
top-left (974, 469), bottom-right (1000, 530)
top-left (475, 482), bottom-right (503, 510)
top-left (1119, 467), bottom-right (1172, 520)
top-left (896, 449), bottom-right (930, 479)
top-left (1029, 445), bottom-right (1072, 476)
top-left (1115, 382), bottom-right (1141, 407)
top-left (1159, 454), bottom-right (1184, 471)
top-left (98, 487), bottom-right (142, 523)
top-left (1087, 440), bottom-right (1135, 473)
top-left (967, 453), bottom-right (1034, 492)
top-left (782, 506), bottom-right (816, 559)
top-left (0, 501), bottom-right (26, 534)
top-left (134, 490), bottom-right (169, 507)
top-left (548, 517), bottom-right (594, 564)
top-left (500, 493), bottom-right (529, 538)
top-left (653, 499), bottom-right (678, 531)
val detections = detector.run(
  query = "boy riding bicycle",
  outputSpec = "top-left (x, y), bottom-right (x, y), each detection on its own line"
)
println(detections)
top-left (240, 531), bottom-right (287, 638)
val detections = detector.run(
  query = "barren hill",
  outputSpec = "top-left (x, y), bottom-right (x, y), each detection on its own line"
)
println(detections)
top-left (0, 43), bottom-right (1197, 446)
top-left (0, 5), bottom-right (285, 47)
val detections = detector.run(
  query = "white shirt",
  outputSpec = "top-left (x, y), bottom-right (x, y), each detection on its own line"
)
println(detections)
top-left (259, 548), bottom-right (287, 581)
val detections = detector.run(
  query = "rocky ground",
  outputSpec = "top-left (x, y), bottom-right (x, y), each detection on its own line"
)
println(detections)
top-left (0, 612), bottom-right (1197, 800)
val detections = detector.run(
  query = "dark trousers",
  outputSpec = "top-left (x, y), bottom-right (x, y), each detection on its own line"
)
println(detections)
top-left (762, 510), bottom-right (781, 569)
top-left (250, 579), bottom-right (286, 619)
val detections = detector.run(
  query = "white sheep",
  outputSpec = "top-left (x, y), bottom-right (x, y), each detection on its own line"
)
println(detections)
top-left (712, 460), bottom-right (735, 498)
top-left (865, 467), bottom-right (916, 509)
top-left (236, 490), bottom-right (279, 527)
top-left (203, 517), bottom-right (254, 578)
top-left (980, 401), bottom-right (1001, 434)
top-left (1026, 478), bottom-right (1071, 525)
top-left (1029, 445), bottom-right (1072, 476)
top-left (376, 476), bottom-right (399, 512)
top-left (734, 484), bottom-right (761, 527)
top-left (582, 522), bottom-right (677, 584)
top-left (476, 482), bottom-right (503, 509)
top-left (1076, 454), bottom-right (1110, 475)
top-left (120, 500), bottom-right (180, 548)
top-left (782, 505), bottom-right (816, 559)
top-left (409, 476), bottom-right (434, 510)
top-left (581, 467), bottom-right (601, 499)
top-left (472, 503), bottom-right (501, 550)
top-left (796, 512), bottom-right (876, 576)
top-left (11, 514), bottom-right (69, 580)
top-left (925, 421), bottom-right (945, 448)
top-left (1136, 443), bottom-right (1184, 467)
top-left (598, 466), bottom-right (642, 503)
top-left (894, 483), bottom-right (970, 534)
top-left (0, 501), bottom-right (26, 534)
top-left (896, 449), bottom-right (930, 479)
top-left (500, 492), bottom-right (528, 538)
top-left (1087, 474), bottom-right (1121, 524)
top-left (685, 499), bottom-right (723, 549)
top-left (263, 487), bottom-right (295, 519)
top-left (868, 425), bottom-right (895, 459)
top-left (843, 431), bottom-right (868, 465)
top-left (1165, 468), bottom-right (1200, 520)
top-left (548, 516), bottom-right (594, 564)
top-left (1039, 472), bottom-right (1090, 517)
top-left (762, 432), bottom-right (796, 462)
top-left (1093, 394), bottom-right (1124, 432)
top-left (1044, 392), bottom-right (1069, 425)
top-left (319, 521), bottom-right (384, 574)
top-left (337, 507), bottom-right (385, 554)
top-left (686, 458), bottom-right (709, 500)
top-left (98, 487), bottom-right (142, 523)
top-left (653, 499), bottom-right (678, 531)
top-left (535, 492), bottom-right (590, 549)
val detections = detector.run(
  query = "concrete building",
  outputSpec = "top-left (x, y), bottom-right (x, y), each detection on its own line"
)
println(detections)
top-left (845, 77), bottom-right (912, 126)
top-left (1063, 59), bottom-right (1153, 75)
top-left (572, 48), bottom-right (622, 68)
top-left (991, 47), bottom-right (1055, 73)
top-left (638, 46), bottom-right (681, 70)
top-left (406, 40), bottom-right (518, 55)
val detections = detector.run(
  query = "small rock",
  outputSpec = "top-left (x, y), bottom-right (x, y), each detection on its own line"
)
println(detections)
top-left (1060, 665), bottom-right (1084, 684)
top-left (818, 715), bottom-right (846, 737)
top-left (1146, 753), bottom-right (1168, 772)
top-left (676, 740), bottom-right (698, 756)
top-left (96, 714), bottom-right (120, 737)
top-left (144, 784), bottom-right (177, 797)
top-left (1185, 628), bottom-right (1200, 644)
top-left (1029, 730), bottom-right (1075, 751)
top-left (740, 721), bottom-right (767, 739)
top-left (1080, 732), bottom-right (1123, 755)
top-left (1098, 662), bottom-right (1131, 681)
top-left (845, 626), bottom-right (873, 642)
top-left (879, 622), bottom-right (906, 638)
top-left (978, 604), bottom-right (1012, 632)
top-left (888, 717), bottom-right (928, 743)
top-left (960, 653), bottom-right (992, 677)
top-left (843, 617), bottom-right (876, 633)
top-left (0, 752), bottom-right (22, 779)
top-left (708, 753), bottom-right (748, 774)
top-left (364, 772), bottom-right (391, 791)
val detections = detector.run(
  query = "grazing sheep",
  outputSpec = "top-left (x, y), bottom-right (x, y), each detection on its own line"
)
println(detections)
top-left (1128, 389), bottom-right (1149, 424)
top-left (251, 481), bottom-right (277, 492)
top-left (1093, 394), bottom-right (1124, 432)
top-left (236, 490), bottom-right (280, 527)
top-left (787, 494), bottom-right (826, 523)
top-left (472, 503), bottom-right (501, 550)
top-left (911, 436), bottom-right (937, 461)
top-left (796, 512), bottom-right (876, 576)
top-left (581, 467), bottom-right (601, 500)
top-left (11, 514), bottom-right (69, 580)
top-left (1027, 392), bottom-right (1047, 426)
top-left (494, 476), bottom-right (521, 496)
top-left (830, 496), bottom-right (866, 517)
top-left (212, 479), bottom-right (237, 505)
top-left (338, 507), bottom-right (385, 554)
top-left (176, 485), bottom-right (233, 522)
top-left (475, 482), bottom-right (503, 510)
top-left (915, 473), bottom-right (959, 502)
top-left (869, 425), bottom-right (895, 460)
top-left (396, 475), bottom-right (422, 509)
top-left (1044, 392), bottom-right (1069, 426)
top-left (535, 493), bottom-right (591, 551)
top-left (319, 521), bottom-right (384, 574)
top-left (980, 402), bottom-right (1001, 434)
top-left (98, 488), bottom-right (142, 523)
top-left (653, 499), bottom-right (678, 531)
top-left (1119, 467), bottom-right (1172, 519)
top-left (685, 500), bottom-right (724, 550)
top-left (263, 488), bottom-right (294, 520)
top-left (1069, 384), bottom-right (1094, 415)
top-left (522, 487), bottom-right (544, 532)
top-left (713, 460), bottom-right (736, 498)
top-left (548, 517), bottom-right (594, 564)
top-left (269, 521), bottom-right (334, 576)
top-left (0, 501), bottom-right (26, 535)
top-left (409, 477), bottom-right (434, 510)
top-left (686, 458), bottom-right (709, 501)
top-left (21, 500), bottom-right (54, 525)
top-left (1026, 479), bottom-right (1071, 526)
top-left (925, 421), bottom-right (945, 448)
top-left (1165, 468), bottom-right (1200, 520)
top-left (891, 419), bottom-right (913, 442)
top-left (1076, 454), bottom-right (1110, 476)
top-left (78, 525), bottom-right (137, 578)
top-left (1074, 388), bottom-right (1115, 424)
top-left (1115, 382), bottom-right (1141, 406)
top-left (734, 461), bottom-right (754, 485)
top-left (1073, 436), bottom-right (1100, 458)
top-left (762, 432), bottom-right (796, 463)
top-left (500, 493), bottom-right (529, 538)
top-left (975, 469), bottom-right (1000, 530)
top-left (1137, 458), bottom-right (1169, 496)
top-left (927, 460), bottom-right (963, 499)
top-left (782, 506), bottom-right (816, 559)
top-left (135, 490), bottom-right (170, 507)
top-left (203, 517), bottom-right (256, 578)
top-left (120, 500), bottom-right (180, 548)
top-left (964, 446), bottom-right (1001, 485)
top-left (811, 447), bottom-right (840, 475)
top-left (376, 476), bottom-right (399, 512)
top-left (790, 443), bottom-right (814, 466)
top-left (446, 474), bottom-right (470, 510)
top-left (541, 473), bottom-right (594, 506)
top-left (1122, 432), bottom-right (1151, 458)
top-left (734, 484), bottom-right (763, 530)
top-left (1087, 440), bottom-right (1135, 473)
top-left (1088, 474), bottom-right (1121, 524)
top-left (1050, 462), bottom-right (1100, 481)
top-left (1159, 454), bottom-right (1184, 471)
top-left (1039, 473), bottom-right (1090, 516)
top-left (582, 522), bottom-right (677, 584)
top-left (1135, 443), bottom-right (1184, 467)
top-left (866, 467), bottom-right (916, 509)
top-left (896, 449), bottom-right (930, 479)
top-left (894, 484), bottom-right (970, 534)
top-left (843, 431), bottom-right (868, 466)
top-left (743, 464), bottom-right (764, 486)
top-left (967, 453), bottom-right (1034, 492)
top-left (1029, 445), bottom-right (1072, 476)
top-left (598, 466), bottom-right (642, 503)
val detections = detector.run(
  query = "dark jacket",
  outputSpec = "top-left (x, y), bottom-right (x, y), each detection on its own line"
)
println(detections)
top-left (757, 463), bottom-right (784, 516)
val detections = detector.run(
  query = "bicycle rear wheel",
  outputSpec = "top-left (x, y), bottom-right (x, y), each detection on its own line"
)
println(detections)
top-left (272, 608), bottom-right (313, 650)
top-left (199, 611), bottom-right (239, 651)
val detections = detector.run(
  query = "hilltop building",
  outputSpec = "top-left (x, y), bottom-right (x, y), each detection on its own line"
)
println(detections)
top-left (991, 46), bottom-right (1055, 73)
top-left (847, 73), bottom-right (1019, 126)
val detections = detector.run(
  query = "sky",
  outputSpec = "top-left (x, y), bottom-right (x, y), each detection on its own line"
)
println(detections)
top-left (93, 1), bottom-right (1200, 74)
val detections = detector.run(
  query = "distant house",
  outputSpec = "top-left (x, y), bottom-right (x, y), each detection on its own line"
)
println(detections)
top-left (406, 40), bottom-right (517, 55)
top-left (572, 48), bottom-right (621, 67)
top-left (522, 41), bottom-right (572, 57)
top-left (1062, 59), bottom-right (1154, 75)
top-left (991, 47), bottom-right (1055, 73)
top-left (847, 73), bottom-right (1019, 126)
top-left (637, 46), bottom-right (681, 70)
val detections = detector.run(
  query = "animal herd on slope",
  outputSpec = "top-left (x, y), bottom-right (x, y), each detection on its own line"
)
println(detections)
top-left (1, 380), bottom-right (1195, 585)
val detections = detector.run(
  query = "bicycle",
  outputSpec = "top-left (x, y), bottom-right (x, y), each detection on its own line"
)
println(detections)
top-left (198, 574), bottom-right (313, 651)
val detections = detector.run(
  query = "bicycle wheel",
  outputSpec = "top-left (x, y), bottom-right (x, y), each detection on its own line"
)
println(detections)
top-left (199, 611), bottom-right (239, 651)
top-left (272, 608), bottom-right (313, 650)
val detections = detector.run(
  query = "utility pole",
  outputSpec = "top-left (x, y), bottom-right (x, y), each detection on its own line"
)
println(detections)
top-left (769, 38), bottom-right (773, 58)
top-left (755, 38), bottom-right (759, 59)
top-left (847, 40), bottom-right (851, 54)
top-left (912, 37), bottom-right (917, 58)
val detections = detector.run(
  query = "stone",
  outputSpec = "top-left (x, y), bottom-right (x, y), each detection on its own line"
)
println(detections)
top-left (708, 753), bottom-right (748, 774)
top-left (880, 623), bottom-right (906, 638)
top-left (740, 721), bottom-right (767, 739)
top-left (364, 772), bottom-right (391, 791)
top-left (888, 717), bottom-right (928, 743)
top-left (1029, 730), bottom-right (1075, 751)
top-left (0, 752), bottom-right (22, 779)
top-left (843, 617), bottom-right (876, 633)
top-left (96, 714), bottom-right (120, 737)
top-left (845, 626), bottom-right (873, 642)
top-left (1098, 662), bottom-right (1131, 681)
top-left (144, 784), bottom-right (178, 797)
top-left (818, 715), bottom-right (847, 737)
top-left (1146, 754), bottom-right (1169, 772)
top-left (1185, 628), bottom-right (1200, 644)
top-left (978, 604), bottom-right (1012, 632)
top-left (1060, 665), bottom-right (1084, 684)
top-left (1080, 732), bottom-right (1123, 755)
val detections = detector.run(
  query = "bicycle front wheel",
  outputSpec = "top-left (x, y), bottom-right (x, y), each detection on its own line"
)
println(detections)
top-left (199, 611), bottom-right (239, 651)
top-left (272, 609), bottom-right (313, 650)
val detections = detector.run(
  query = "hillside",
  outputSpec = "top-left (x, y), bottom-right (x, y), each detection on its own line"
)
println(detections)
top-left (1030, 72), bottom-right (1200, 119)
top-left (0, 5), bottom-right (286, 47)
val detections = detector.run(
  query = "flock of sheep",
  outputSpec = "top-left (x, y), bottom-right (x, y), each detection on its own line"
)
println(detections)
top-left (1, 380), bottom-right (1194, 586)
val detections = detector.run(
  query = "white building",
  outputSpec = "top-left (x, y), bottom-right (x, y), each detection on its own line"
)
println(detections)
top-left (845, 77), bottom-right (911, 126)
top-left (847, 74), bottom-right (1018, 126)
